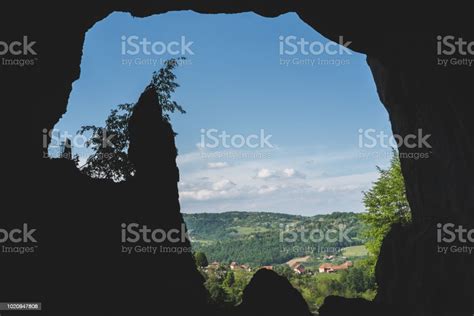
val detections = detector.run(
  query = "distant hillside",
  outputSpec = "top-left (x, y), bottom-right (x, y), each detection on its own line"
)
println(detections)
top-left (183, 211), bottom-right (365, 266)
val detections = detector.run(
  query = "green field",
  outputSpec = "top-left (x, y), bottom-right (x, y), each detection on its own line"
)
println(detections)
top-left (341, 245), bottom-right (368, 257)
top-left (184, 211), bottom-right (365, 265)
top-left (233, 226), bottom-right (270, 235)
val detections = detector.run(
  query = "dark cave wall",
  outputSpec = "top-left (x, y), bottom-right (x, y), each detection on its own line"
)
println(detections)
top-left (11, 1), bottom-right (474, 315)
top-left (366, 53), bottom-right (474, 315)
top-left (367, 56), bottom-right (474, 224)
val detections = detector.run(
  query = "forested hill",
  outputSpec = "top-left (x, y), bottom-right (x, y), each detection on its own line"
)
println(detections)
top-left (182, 211), bottom-right (364, 266)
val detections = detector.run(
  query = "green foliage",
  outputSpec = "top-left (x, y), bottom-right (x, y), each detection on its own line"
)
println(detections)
top-left (223, 271), bottom-right (235, 288)
top-left (77, 58), bottom-right (185, 181)
top-left (199, 252), bottom-right (376, 313)
top-left (273, 260), bottom-right (375, 313)
top-left (77, 103), bottom-right (135, 181)
top-left (361, 153), bottom-right (411, 259)
top-left (203, 265), bottom-right (250, 307)
top-left (150, 58), bottom-right (186, 121)
top-left (184, 211), bottom-right (364, 266)
top-left (194, 251), bottom-right (209, 268)
top-left (339, 260), bottom-right (376, 293)
top-left (273, 264), bottom-right (293, 279)
top-left (207, 281), bottom-right (228, 305)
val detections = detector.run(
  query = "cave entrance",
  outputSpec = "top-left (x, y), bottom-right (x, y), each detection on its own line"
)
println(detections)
top-left (50, 11), bottom-right (398, 314)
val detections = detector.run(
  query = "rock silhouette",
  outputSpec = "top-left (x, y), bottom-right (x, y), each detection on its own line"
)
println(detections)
top-left (236, 269), bottom-right (312, 316)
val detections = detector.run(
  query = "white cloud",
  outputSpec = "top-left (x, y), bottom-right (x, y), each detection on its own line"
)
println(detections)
top-left (257, 185), bottom-right (279, 195)
top-left (255, 168), bottom-right (306, 180)
top-left (282, 168), bottom-right (306, 179)
top-left (207, 162), bottom-right (229, 169)
top-left (180, 178), bottom-right (239, 201)
top-left (256, 168), bottom-right (276, 179)
top-left (180, 189), bottom-right (215, 201)
top-left (212, 179), bottom-right (236, 191)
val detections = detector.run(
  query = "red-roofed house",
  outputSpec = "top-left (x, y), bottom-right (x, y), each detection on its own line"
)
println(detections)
top-left (294, 264), bottom-right (306, 274)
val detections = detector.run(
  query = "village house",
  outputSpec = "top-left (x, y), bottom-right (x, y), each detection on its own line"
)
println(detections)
top-left (229, 262), bottom-right (251, 272)
top-left (318, 261), bottom-right (353, 273)
top-left (205, 261), bottom-right (220, 272)
top-left (293, 264), bottom-right (306, 275)
top-left (240, 264), bottom-right (251, 272)
top-left (286, 256), bottom-right (311, 275)
top-left (319, 263), bottom-right (334, 273)
top-left (323, 255), bottom-right (336, 260)
top-left (288, 261), bottom-right (306, 274)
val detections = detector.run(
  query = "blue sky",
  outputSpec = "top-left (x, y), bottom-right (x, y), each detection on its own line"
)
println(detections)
top-left (51, 11), bottom-right (395, 215)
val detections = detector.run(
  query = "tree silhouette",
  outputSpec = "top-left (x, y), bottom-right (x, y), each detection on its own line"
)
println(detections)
top-left (194, 251), bottom-right (209, 268)
top-left (77, 58), bottom-right (185, 181)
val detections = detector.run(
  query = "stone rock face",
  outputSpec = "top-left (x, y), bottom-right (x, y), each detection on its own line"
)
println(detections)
top-left (0, 85), bottom-right (210, 315)
top-left (236, 269), bottom-right (312, 316)
top-left (114, 86), bottom-right (209, 314)
top-left (128, 87), bottom-right (177, 183)
top-left (366, 55), bottom-right (474, 316)
top-left (4, 2), bottom-right (473, 316)
top-left (319, 296), bottom-right (398, 316)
